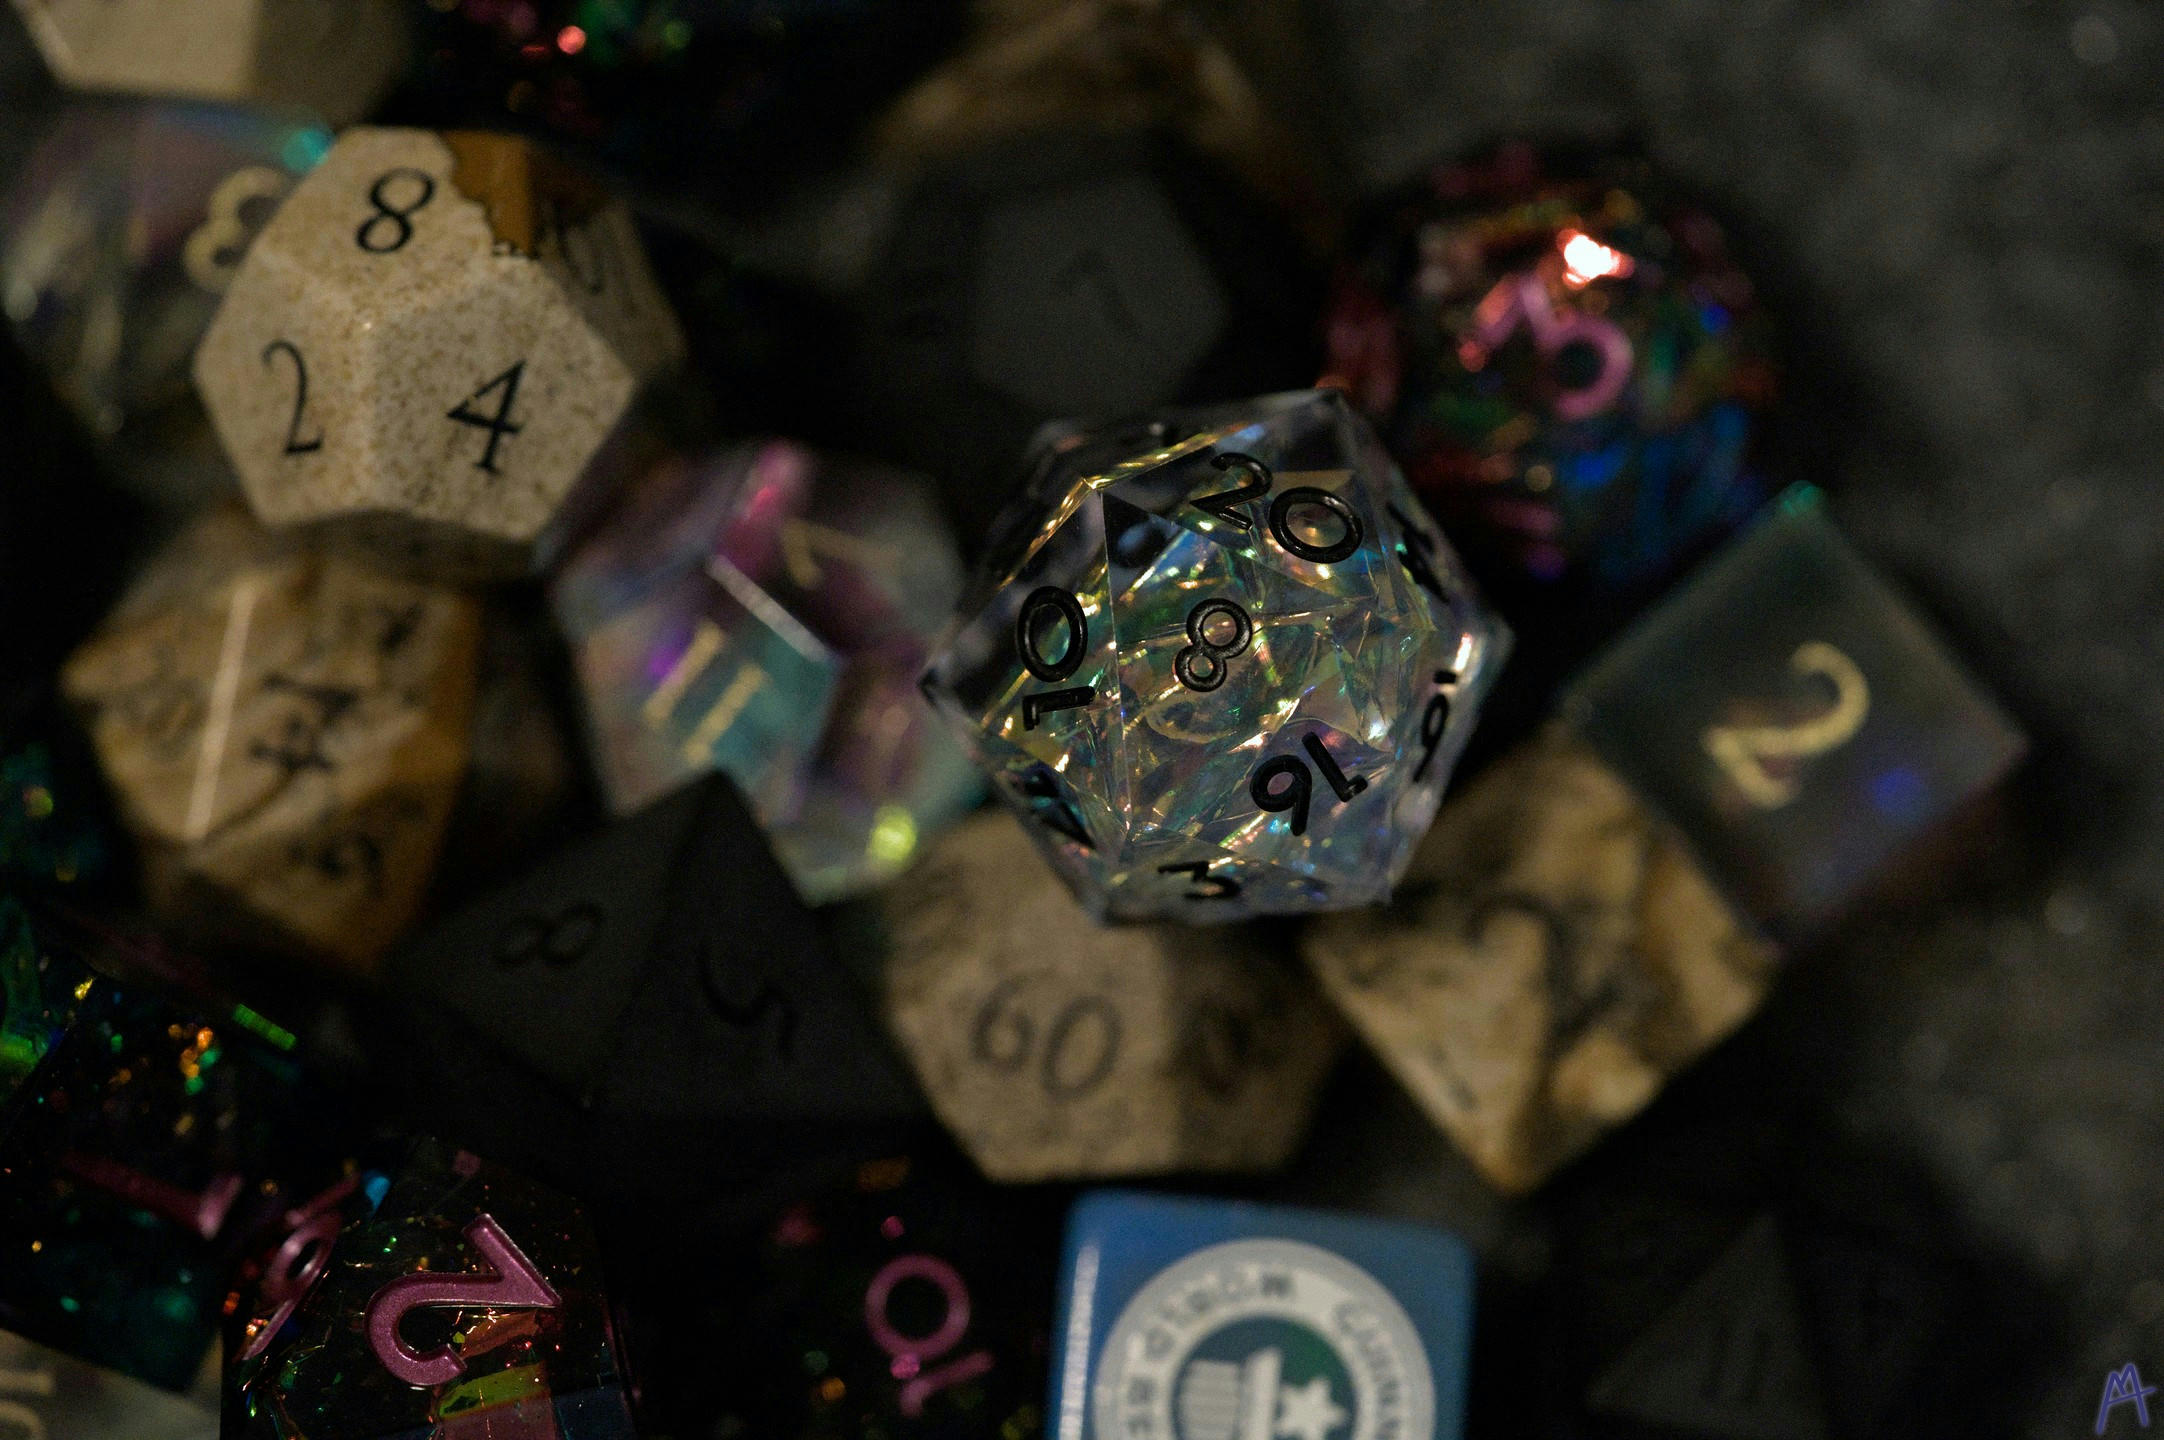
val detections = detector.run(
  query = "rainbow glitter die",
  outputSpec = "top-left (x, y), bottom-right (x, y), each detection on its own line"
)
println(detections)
top-left (920, 390), bottom-right (1507, 922)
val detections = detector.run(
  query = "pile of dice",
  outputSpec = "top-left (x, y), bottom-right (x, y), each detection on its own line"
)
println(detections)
top-left (0, 3), bottom-right (2033, 1438)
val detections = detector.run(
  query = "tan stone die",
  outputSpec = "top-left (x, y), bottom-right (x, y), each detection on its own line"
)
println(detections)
top-left (1303, 728), bottom-right (1781, 1194)
top-left (881, 809), bottom-right (1344, 1183)
top-left (194, 128), bottom-right (685, 579)
top-left (10, 0), bottom-right (410, 125)
top-left (62, 506), bottom-right (480, 971)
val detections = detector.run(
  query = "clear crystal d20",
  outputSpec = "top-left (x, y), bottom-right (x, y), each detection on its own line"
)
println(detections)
top-left (921, 389), bottom-right (1509, 921)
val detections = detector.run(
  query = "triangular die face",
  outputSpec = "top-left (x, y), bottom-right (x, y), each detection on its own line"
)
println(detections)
top-left (1589, 1215), bottom-right (1828, 1440)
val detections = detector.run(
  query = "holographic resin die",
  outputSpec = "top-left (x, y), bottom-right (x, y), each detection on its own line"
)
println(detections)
top-left (552, 441), bottom-right (981, 901)
top-left (1, 101), bottom-right (332, 506)
top-left (227, 1138), bottom-right (637, 1440)
top-left (1562, 487), bottom-right (2027, 940)
top-left (1326, 142), bottom-right (1777, 594)
top-left (920, 389), bottom-right (1508, 922)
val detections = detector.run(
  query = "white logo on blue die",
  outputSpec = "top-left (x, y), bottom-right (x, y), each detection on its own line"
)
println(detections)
top-left (1049, 1192), bottom-right (1475, 1440)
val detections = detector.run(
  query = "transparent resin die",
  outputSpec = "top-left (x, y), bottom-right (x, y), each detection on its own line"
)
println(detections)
top-left (921, 389), bottom-right (1509, 922)
top-left (552, 441), bottom-right (982, 902)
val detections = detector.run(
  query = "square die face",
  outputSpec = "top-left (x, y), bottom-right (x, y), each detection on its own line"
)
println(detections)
top-left (1051, 1191), bottom-right (1474, 1440)
top-left (242, 1140), bottom-right (631, 1440)
top-left (1563, 489), bottom-right (2025, 937)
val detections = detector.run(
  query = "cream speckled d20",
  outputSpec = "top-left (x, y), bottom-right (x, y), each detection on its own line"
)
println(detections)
top-left (193, 127), bottom-right (685, 580)
top-left (1302, 727), bottom-right (1781, 1195)
top-left (881, 808), bottom-right (1343, 1182)
top-left (9, 0), bottom-right (410, 124)
top-left (60, 506), bottom-right (481, 972)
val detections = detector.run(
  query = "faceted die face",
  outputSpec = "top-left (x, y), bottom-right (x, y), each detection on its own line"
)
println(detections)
top-left (1302, 729), bottom-right (1779, 1194)
top-left (1050, 1192), bottom-right (1476, 1440)
top-left (1328, 144), bottom-right (1777, 592)
top-left (194, 127), bottom-right (685, 579)
top-left (229, 1139), bottom-right (635, 1440)
top-left (10, 0), bottom-right (408, 123)
top-left (1, 102), bottom-right (332, 501)
top-left (1562, 488), bottom-right (2027, 939)
top-left (922, 389), bottom-right (1508, 922)
top-left (61, 507), bottom-right (481, 970)
top-left (552, 442), bottom-right (981, 902)
top-left (880, 810), bottom-right (1343, 1182)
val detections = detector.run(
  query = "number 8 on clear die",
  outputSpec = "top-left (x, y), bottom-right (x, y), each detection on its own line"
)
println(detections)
top-left (921, 389), bottom-right (1509, 922)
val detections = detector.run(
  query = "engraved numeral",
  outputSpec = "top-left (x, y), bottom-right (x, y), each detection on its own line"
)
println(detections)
top-left (1458, 270), bottom-right (1634, 420)
top-left (357, 168), bottom-right (435, 254)
top-left (364, 1214), bottom-right (561, 1386)
top-left (446, 361), bottom-right (526, 474)
top-left (1249, 733), bottom-right (1368, 837)
top-left (863, 1254), bottom-right (995, 1415)
top-left (1157, 860), bottom-right (1241, 900)
top-left (1014, 586), bottom-right (1097, 728)
top-left (1701, 641), bottom-right (1870, 808)
top-left (261, 341), bottom-right (324, 455)
top-left (970, 978), bottom-right (1122, 1099)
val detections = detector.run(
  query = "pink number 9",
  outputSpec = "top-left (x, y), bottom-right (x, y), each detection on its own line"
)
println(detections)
top-left (863, 1254), bottom-right (995, 1416)
top-left (233, 1177), bottom-right (356, 1363)
top-left (364, 1214), bottom-right (562, 1387)
top-left (1458, 272), bottom-right (1634, 421)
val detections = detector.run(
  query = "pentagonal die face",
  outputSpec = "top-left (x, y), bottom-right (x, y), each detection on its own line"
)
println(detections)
top-left (60, 507), bottom-right (480, 970)
top-left (881, 809), bottom-right (1343, 1182)
top-left (552, 441), bottom-right (982, 902)
top-left (11, 0), bottom-right (410, 124)
top-left (922, 389), bottom-right (1509, 922)
top-left (194, 127), bottom-right (684, 579)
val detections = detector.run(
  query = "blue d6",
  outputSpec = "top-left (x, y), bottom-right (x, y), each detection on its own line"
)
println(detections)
top-left (1561, 486), bottom-right (2027, 938)
top-left (921, 389), bottom-right (1508, 921)
top-left (1051, 1191), bottom-right (1475, 1440)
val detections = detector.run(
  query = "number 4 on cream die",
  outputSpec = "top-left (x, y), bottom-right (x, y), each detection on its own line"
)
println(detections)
top-left (1050, 1192), bottom-right (1476, 1440)
top-left (1561, 486), bottom-right (2027, 939)
top-left (193, 127), bottom-right (684, 581)
top-left (919, 389), bottom-right (1510, 923)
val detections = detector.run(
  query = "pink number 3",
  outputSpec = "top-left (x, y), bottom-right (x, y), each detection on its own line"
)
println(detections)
top-left (364, 1214), bottom-right (563, 1387)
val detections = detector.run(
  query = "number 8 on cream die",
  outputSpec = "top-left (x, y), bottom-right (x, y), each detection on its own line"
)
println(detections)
top-left (1050, 1191), bottom-right (1475, 1440)
top-left (1560, 486), bottom-right (2026, 939)
top-left (193, 127), bottom-right (684, 580)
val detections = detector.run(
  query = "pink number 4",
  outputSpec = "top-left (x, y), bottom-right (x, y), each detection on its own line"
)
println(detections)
top-left (364, 1214), bottom-right (563, 1387)
top-left (1457, 271), bottom-right (1633, 421)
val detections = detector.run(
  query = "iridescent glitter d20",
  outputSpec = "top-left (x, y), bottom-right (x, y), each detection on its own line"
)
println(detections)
top-left (227, 1138), bottom-right (636, 1440)
top-left (921, 389), bottom-right (1508, 922)
top-left (1326, 141), bottom-right (1777, 594)
top-left (1, 101), bottom-right (332, 506)
top-left (552, 441), bottom-right (981, 902)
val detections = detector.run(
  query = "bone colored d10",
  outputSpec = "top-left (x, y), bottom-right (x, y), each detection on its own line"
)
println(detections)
top-left (10, 0), bottom-right (410, 124)
top-left (1303, 728), bottom-right (1781, 1195)
top-left (194, 127), bottom-right (684, 580)
top-left (881, 808), bottom-right (1343, 1182)
top-left (60, 506), bottom-right (480, 970)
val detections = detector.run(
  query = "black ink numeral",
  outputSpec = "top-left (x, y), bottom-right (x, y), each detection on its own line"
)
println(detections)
top-left (261, 340), bottom-right (323, 455)
top-left (1014, 585), bottom-right (1097, 729)
top-left (1157, 860), bottom-right (1241, 901)
top-left (1269, 487), bottom-right (1365, 564)
top-left (1014, 764), bottom-right (1092, 850)
top-left (1172, 597), bottom-right (1253, 693)
top-left (1249, 733), bottom-right (1368, 837)
top-left (1190, 451), bottom-right (1272, 530)
top-left (1388, 502), bottom-right (1454, 608)
top-left (447, 361), bottom-right (526, 474)
top-left (356, 168), bottom-right (435, 253)
top-left (1413, 669), bottom-right (1460, 783)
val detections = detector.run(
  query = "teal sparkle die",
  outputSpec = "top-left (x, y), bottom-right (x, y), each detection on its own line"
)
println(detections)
top-left (921, 390), bottom-right (1508, 922)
